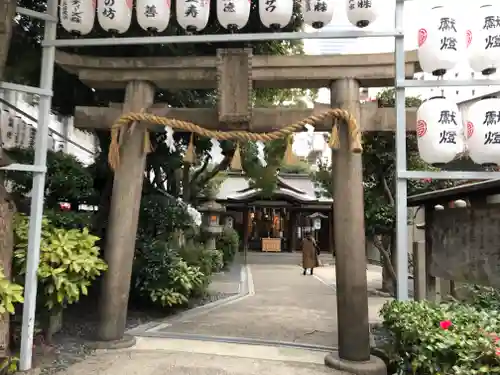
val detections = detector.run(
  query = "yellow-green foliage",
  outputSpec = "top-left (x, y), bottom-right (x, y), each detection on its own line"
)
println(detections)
top-left (13, 214), bottom-right (107, 310)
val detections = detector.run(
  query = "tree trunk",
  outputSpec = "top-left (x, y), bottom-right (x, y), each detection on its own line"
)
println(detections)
top-left (0, 2), bottom-right (16, 355)
top-left (0, 182), bottom-right (15, 355)
top-left (0, 0), bottom-right (16, 80)
top-left (374, 233), bottom-right (397, 296)
top-left (381, 263), bottom-right (394, 295)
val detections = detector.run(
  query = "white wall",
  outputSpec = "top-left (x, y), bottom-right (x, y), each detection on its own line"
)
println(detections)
top-left (0, 89), bottom-right (97, 165)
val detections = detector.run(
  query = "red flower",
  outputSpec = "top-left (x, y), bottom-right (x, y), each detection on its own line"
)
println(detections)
top-left (440, 320), bottom-right (452, 330)
top-left (421, 178), bottom-right (432, 183)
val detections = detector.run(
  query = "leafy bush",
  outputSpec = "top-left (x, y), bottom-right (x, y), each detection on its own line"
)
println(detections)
top-left (208, 249), bottom-right (224, 273)
top-left (178, 242), bottom-right (223, 276)
top-left (5, 148), bottom-right (95, 208)
top-left (44, 209), bottom-right (93, 230)
top-left (380, 300), bottom-right (500, 374)
top-left (459, 284), bottom-right (500, 312)
top-left (217, 228), bottom-right (239, 268)
top-left (13, 214), bottom-right (108, 310)
top-left (0, 267), bottom-right (24, 314)
top-left (132, 241), bottom-right (206, 308)
top-left (0, 356), bottom-right (18, 375)
top-left (137, 193), bottom-right (193, 245)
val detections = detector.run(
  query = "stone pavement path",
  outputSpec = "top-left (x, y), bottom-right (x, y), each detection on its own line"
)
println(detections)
top-left (60, 347), bottom-right (351, 375)
top-left (53, 255), bottom-right (378, 375)
top-left (150, 263), bottom-right (340, 347)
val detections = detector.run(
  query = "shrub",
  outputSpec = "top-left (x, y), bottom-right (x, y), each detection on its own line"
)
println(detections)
top-left (13, 214), bottom-right (108, 310)
top-left (178, 242), bottom-right (224, 276)
top-left (208, 249), bottom-right (224, 273)
top-left (460, 284), bottom-right (500, 311)
top-left (380, 300), bottom-right (500, 374)
top-left (0, 267), bottom-right (24, 315)
top-left (5, 148), bottom-right (95, 208)
top-left (137, 193), bottom-right (193, 245)
top-left (132, 241), bottom-right (206, 308)
top-left (217, 228), bottom-right (239, 268)
top-left (44, 209), bottom-right (93, 230)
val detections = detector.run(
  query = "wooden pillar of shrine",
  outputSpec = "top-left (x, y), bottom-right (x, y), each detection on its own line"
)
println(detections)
top-left (97, 81), bottom-right (155, 343)
top-left (288, 210), bottom-right (298, 252)
top-left (329, 79), bottom-right (371, 362)
top-left (242, 208), bottom-right (249, 252)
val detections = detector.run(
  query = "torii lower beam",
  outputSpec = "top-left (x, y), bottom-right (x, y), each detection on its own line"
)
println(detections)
top-left (73, 101), bottom-right (418, 132)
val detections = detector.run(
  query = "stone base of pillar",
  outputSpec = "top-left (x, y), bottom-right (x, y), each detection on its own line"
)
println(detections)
top-left (324, 352), bottom-right (387, 375)
top-left (86, 334), bottom-right (136, 350)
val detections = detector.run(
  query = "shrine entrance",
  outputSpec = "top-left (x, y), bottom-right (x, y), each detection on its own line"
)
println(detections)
top-left (5, 1), bottom-right (423, 373)
top-left (217, 173), bottom-right (333, 254)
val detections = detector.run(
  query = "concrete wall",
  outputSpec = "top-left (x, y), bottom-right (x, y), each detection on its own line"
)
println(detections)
top-left (0, 89), bottom-right (97, 165)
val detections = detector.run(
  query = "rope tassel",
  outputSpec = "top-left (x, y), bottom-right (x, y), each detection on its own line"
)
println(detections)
top-left (107, 109), bottom-right (362, 170)
top-left (283, 135), bottom-right (295, 164)
top-left (230, 142), bottom-right (243, 171)
top-left (329, 123), bottom-right (340, 150)
top-left (183, 133), bottom-right (196, 164)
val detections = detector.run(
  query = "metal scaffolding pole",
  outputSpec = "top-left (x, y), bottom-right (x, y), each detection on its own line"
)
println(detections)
top-left (18, 0), bottom-right (57, 370)
top-left (395, 0), bottom-right (409, 301)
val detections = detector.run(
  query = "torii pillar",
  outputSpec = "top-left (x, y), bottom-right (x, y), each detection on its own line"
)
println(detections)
top-left (97, 80), bottom-right (155, 344)
top-left (324, 79), bottom-right (386, 374)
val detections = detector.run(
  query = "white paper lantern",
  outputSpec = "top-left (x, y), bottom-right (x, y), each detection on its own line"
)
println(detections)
top-left (217, 0), bottom-right (251, 30)
top-left (259, 0), bottom-right (293, 30)
top-left (302, 0), bottom-right (333, 29)
top-left (59, 0), bottom-right (96, 35)
top-left (417, 5), bottom-right (463, 76)
top-left (97, 0), bottom-right (132, 34)
top-left (346, 0), bottom-right (380, 28)
top-left (137, 0), bottom-right (171, 32)
top-left (416, 96), bottom-right (464, 165)
top-left (467, 4), bottom-right (500, 76)
top-left (465, 97), bottom-right (500, 166)
top-left (177, 0), bottom-right (211, 32)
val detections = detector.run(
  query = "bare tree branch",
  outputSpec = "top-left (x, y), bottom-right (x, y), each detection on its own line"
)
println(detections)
top-left (190, 155), bottom-right (211, 185)
top-left (373, 235), bottom-right (398, 282)
top-left (196, 150), bottom-right (234, 188)
top-left (381, 175), bottom-right (395, 206)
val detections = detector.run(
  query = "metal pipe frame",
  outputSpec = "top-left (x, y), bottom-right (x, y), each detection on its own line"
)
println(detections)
top-left (0, 164), bottom-right (46, 173)
top-left (394, 0), bottom-right (409, 301)
top-left (43, 29), bottom-right (405, 47)
top-left (398, 79), bottom-right (500, 88)
top-left (0, 81), bottom-right (53, 97)
top-left (399, 170), bottom-right (500, 180)
top-left (17, 0), bottom-right (57, 370)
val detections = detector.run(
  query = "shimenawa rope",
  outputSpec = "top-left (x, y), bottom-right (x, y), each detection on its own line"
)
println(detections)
top-left (107, 109), bottom-right (362, 170)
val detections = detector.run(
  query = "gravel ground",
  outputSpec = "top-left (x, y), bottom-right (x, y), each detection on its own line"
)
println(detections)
top-left (35, 291), bottom-right (237, 375)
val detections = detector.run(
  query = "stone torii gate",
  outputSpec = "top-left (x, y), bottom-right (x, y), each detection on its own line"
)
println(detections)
top-left (55, 48), bottom-right (420, 374)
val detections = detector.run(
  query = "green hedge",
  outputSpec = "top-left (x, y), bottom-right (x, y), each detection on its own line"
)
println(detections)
top-left (380, 298), bottom-right (500, 374)
top-left (217, 228), bottom-right (239, 268)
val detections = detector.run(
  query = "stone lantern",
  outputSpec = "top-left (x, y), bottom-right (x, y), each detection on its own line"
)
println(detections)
top-left (198, 199), bottom-right (225, 251)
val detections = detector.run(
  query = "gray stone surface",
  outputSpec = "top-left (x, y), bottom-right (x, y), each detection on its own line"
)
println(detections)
top-left (60, 351), bottom-right (352, 375)
top-left (152, 264), bottom-right (340, 347)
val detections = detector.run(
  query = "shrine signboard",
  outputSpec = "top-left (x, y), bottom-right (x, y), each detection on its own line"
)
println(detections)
top-left (0, 109), bottom-right (64, 151)
top-left (429, 205), bottom-right (500, 288)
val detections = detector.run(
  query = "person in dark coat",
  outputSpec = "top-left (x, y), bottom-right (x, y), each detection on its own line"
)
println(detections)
top-left (301, 231), bottom-right (319, 275)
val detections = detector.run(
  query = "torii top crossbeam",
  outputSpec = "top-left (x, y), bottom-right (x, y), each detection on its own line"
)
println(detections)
top-left (55, 49), bottom-right (420, 90)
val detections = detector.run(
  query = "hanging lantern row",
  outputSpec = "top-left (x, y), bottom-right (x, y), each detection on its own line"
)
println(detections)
top-left (418, 3), bottom-right (500, 77)
top-left (416, 95), bottom-right (500, 166)
top-left (59, 0), bottom-right (381, 35)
